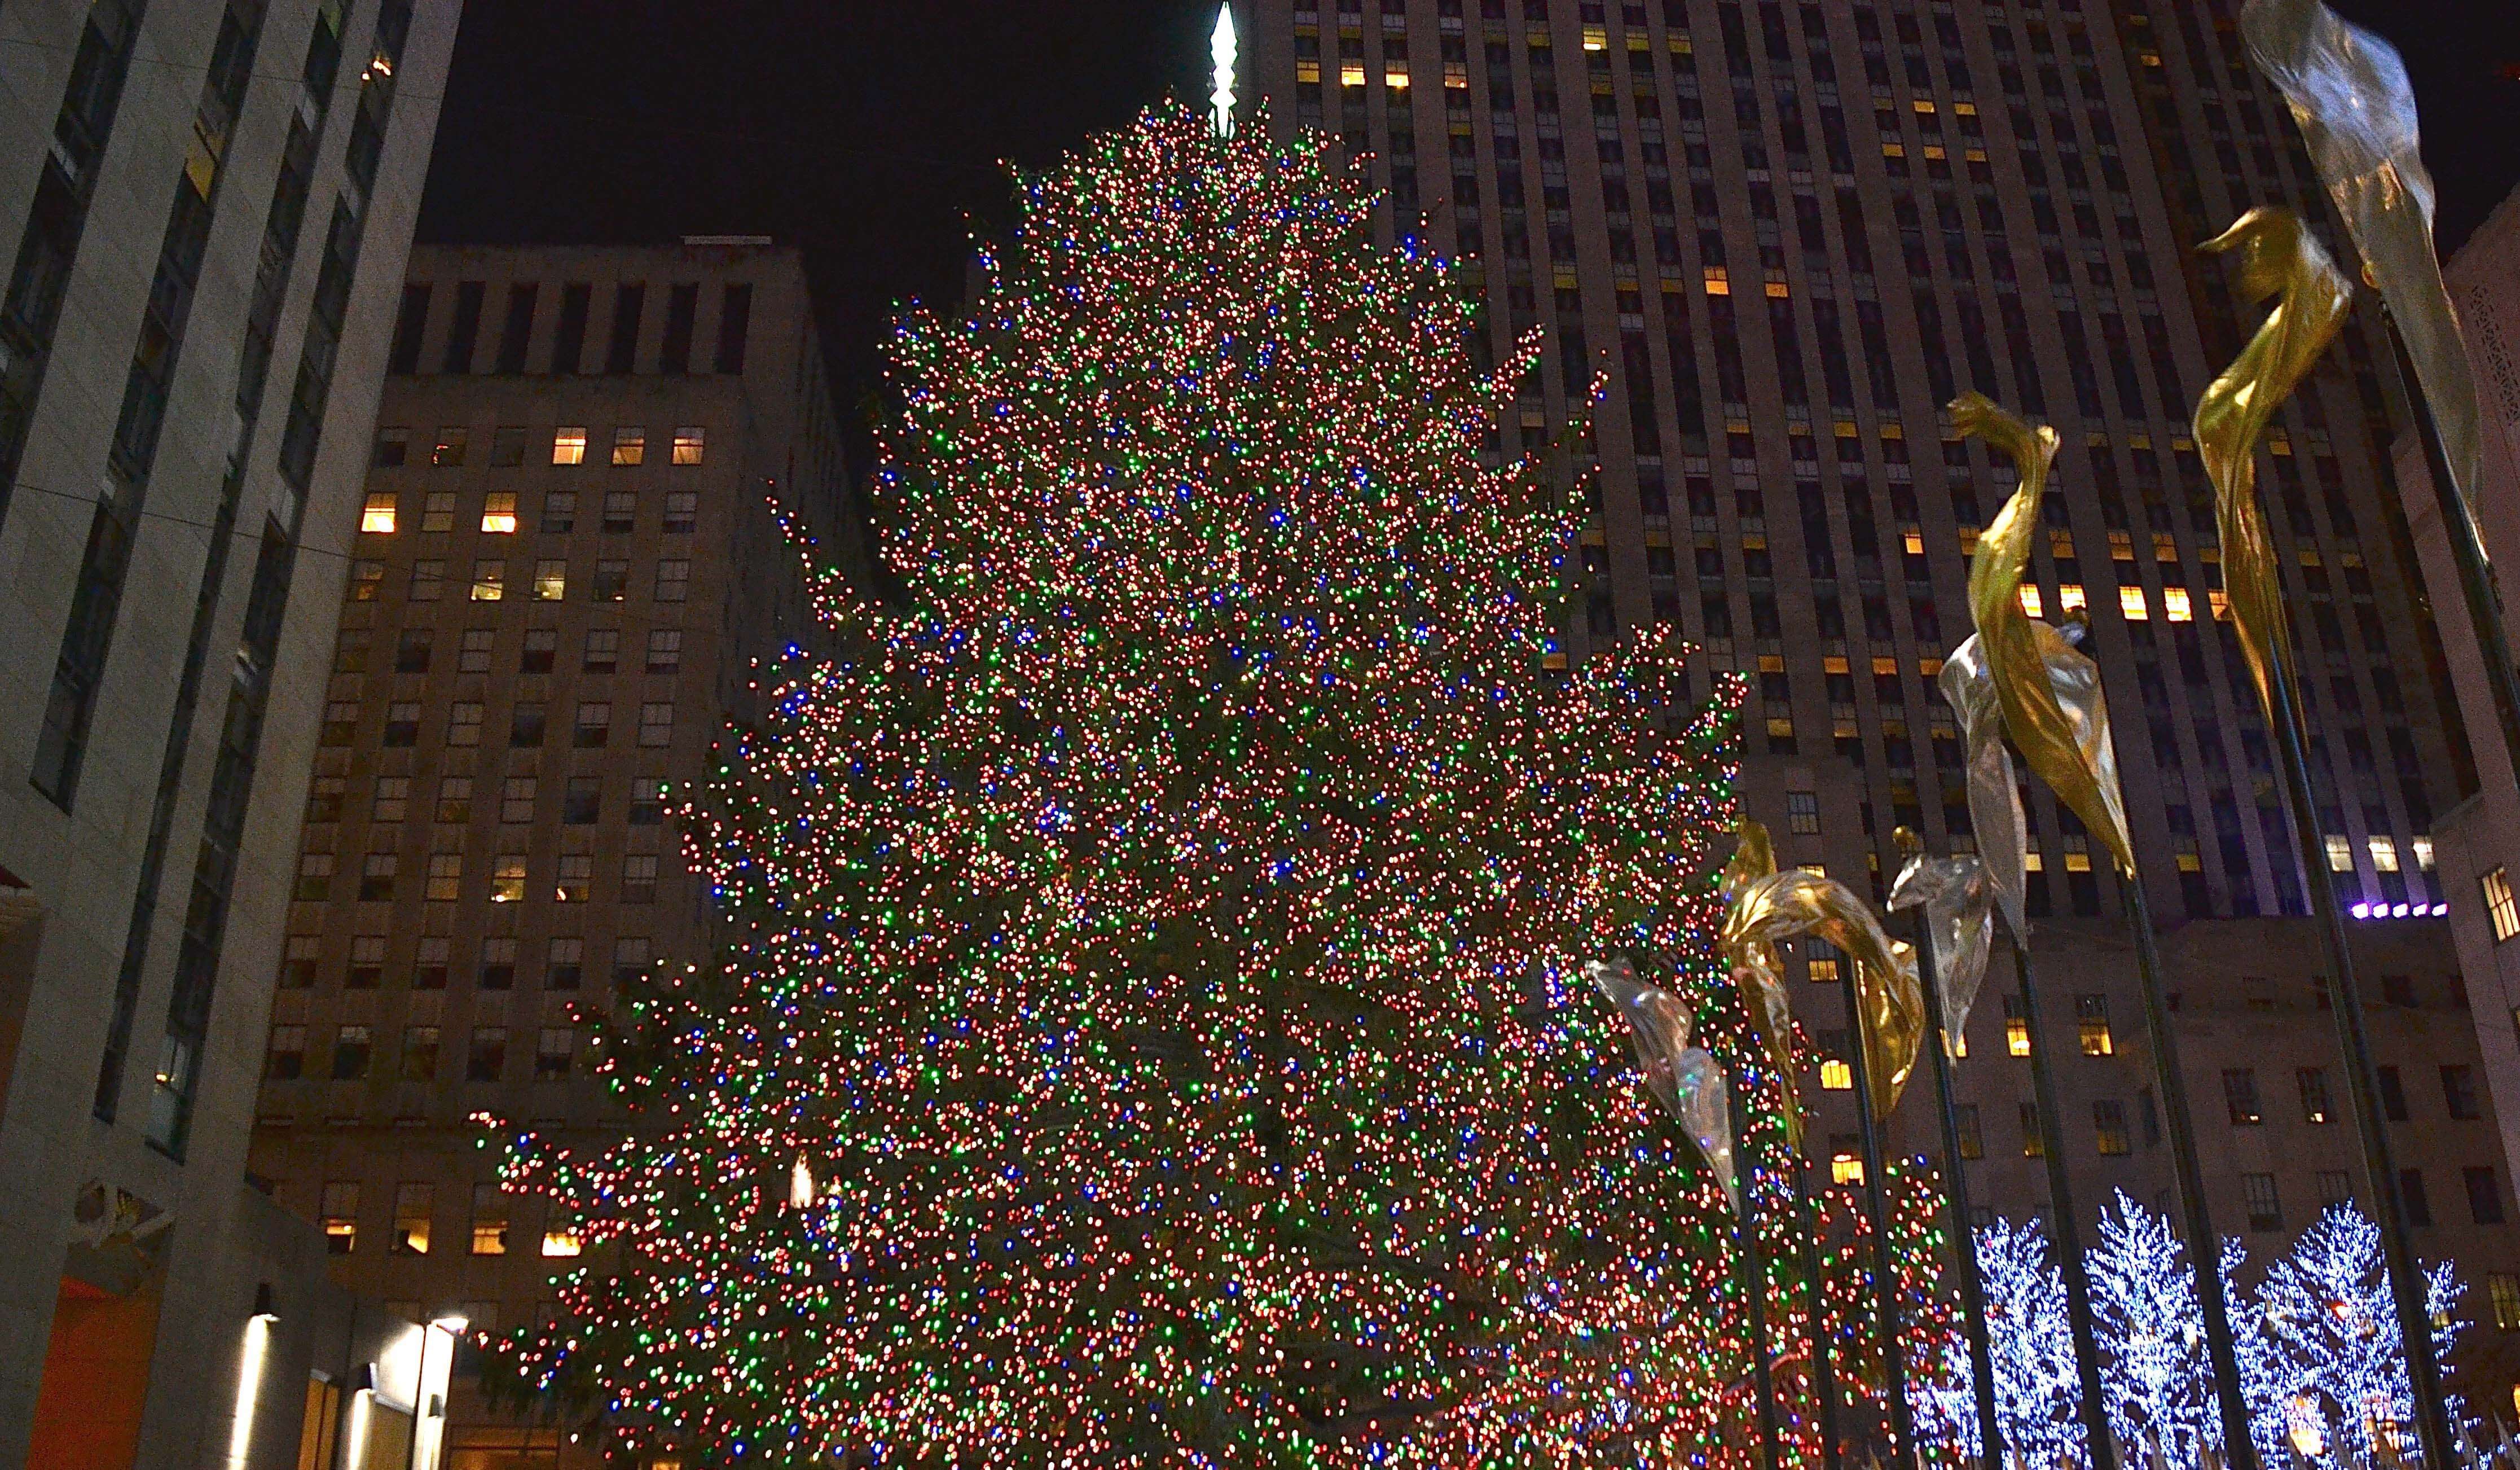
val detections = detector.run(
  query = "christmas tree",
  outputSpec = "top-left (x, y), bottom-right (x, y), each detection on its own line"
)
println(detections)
top-left (1917, 1218), bottom-right (2088, 1469)
top-left (471, 103), bottom-right (1956, 1467)
top-left (2254, 1204), bottom-right (2465, 1465)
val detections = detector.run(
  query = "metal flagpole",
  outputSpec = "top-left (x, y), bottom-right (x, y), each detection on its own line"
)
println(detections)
top-left (2116, 871), bottom-right (2262, 1470)
top-left (2010, 933), bottom-right (2120, 1470)
top-left (1838, 964), bottom-right (1916, 1469)
top-left (1910, 913), bottom-right (2002, 1469)
top-left (2256, 647), bottom-right (2459, 1469)
top-left (1730, 1070), bottom-right (1784, 1470)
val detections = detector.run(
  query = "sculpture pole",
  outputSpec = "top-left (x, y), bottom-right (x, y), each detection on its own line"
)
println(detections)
top-left (1729, 1067), bottom-right (1784, 1470)
top-left (1785, 1146), bottom-right (1847, 1470)
top-left (1909, 912), bottom-right (2001, 1468)
top-left (1837, 963), bottom-right (1915, 1469)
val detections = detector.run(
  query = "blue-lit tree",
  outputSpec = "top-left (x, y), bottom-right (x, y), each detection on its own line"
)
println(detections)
top-left (1918, 1217), bottom-right (2088, 1468)
top-left (2088, 1191), bottom-right (2219, 1464)
top-left (2255, 1204), bottom-right (2466, 1465)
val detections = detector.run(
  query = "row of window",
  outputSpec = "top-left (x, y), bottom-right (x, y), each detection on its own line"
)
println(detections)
top-left (338, 625), bottom-right (683, 681)
top-left (388, 278), bottom-right (753, 379)
top-left (325, 697), bottom-right (676, 751)
top-left (316, 1178), bottom-right (581, 1260)
top-left (293, 850), bottom-right (664, 906)
top-left (364, 486), bottom-right (699, 538)
top-left (350, 556), bottom-right (692, 604)
top-left (2222, 1065), bottom-right (2484, 1127)
top-left (271, 1023), bottom-right (575, 1086)
top-left (280, 933), bottom-right (649, 993)
top-left (373, 423), bottom-right (705, 469)
top-left (310, 774), bottom-right (670, 830)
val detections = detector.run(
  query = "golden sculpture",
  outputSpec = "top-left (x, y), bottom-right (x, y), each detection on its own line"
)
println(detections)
top-left (1718, 819), bottom-right (1923, 1124)
top-left (1887, 827), bottom-right (1995, 1060)
top-left (2194, 208), bottom-right (2354, 719)
top-left (1952, 392), bottom-right (2135, 877)
top-left (2240, 0), bottom-right (2491, 562)
top-left (1717, 821), bottom-right (1803, 1146)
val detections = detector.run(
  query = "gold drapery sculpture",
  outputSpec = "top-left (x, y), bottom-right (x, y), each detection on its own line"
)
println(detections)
top-left (1719, 819), bottom-right (1923, 1124)
top-left (1887, 827), bottom-right (1995, 1060)
top-left (2194, 208), bottom-right (2354, 718)
top-left (1952, 392), bottom-right (2135, 877)
top-left (1587, 958), bottom-right (1737, 1207)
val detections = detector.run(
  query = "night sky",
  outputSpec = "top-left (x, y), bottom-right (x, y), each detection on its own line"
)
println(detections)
top-left (415, 0), bottom-right (2520, 461)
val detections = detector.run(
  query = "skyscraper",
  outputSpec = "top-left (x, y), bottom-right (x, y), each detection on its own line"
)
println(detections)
top-left (1242, 0), bottom-right (2520, 1391)
top-left (245, 240), bottom-right (850, 1466)
top-left (0, 0), bottom-right (463, 1463)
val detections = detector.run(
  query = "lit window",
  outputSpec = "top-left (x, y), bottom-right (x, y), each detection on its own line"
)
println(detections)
top-left (360, 492), bottom-right (397, 534)
top-left (1807, 957), bottom-right (1841, 985)
top-left (1340, 61), bottom-right (1366, 86)
top-left (2224, 1068), bottom-right (2263, 1125)
top-left (2490, 1273), bottom-right (2520, 1332)
top-left (556, 854), bottom-right (592, 903)
top-left (1820, 1057), bottom-right (1853, 1091)
top-left (613, 426), bottom-right (645, 466)
top-left (2093, 1100), bottom-right (2130, 1156)
top-left (1832, 1152), bottom-right (1866, 1185)
top-left (2369, 836), bottom-right (2399, 873)
top-left (2075, 994), bottom-right (2113, 1056)
top-left (2162, 586), bottom-right (2193, 621)
top-left (2005, 997), bottom-right (2031, 1056)
top-left (2485, 869), bottom-right (2519, 942)
top-left (491, 856), bottom-right (527, 904)
top-left (2058, 584), bottom-right (2087, 615)
top-left (392, 1183), bottom-right (433, 1256)
top-left (2119, 585), bottom-right (2149, 620)
top-left (1582, 23), bottom-right (1607, 49)
top-left (1384, 64), bottom-right (1410, 87)
top-left (552, 426), bottom-right (587, 465)
top-left (671, 426), bottom-right (705, 464)
top-left (470, 560), bottom-right (505, 601)
top-left (320, 1182), bottom-right (359, 1254)
top-left (2209, 588), bottom-right (2231, 621)
top-left (2017, 585), bottom-right (2043, 618)
top-left (425, 853), bottom-right (461, 902)
top-left (2413, 837), bottom-right (2436, 871)
top-left (533, 559), bottom-right (566, 600)
top-left (470, 1184), bottom-right (508, 1256)
top-left (1902, 529), bottom-right (1925, 555)
top-left (2325, 835), bottom-right (2355, 873)
top-left (541, 1230), bottom-right (582, 1258)
top-left (480, 492), bottom-right (517, 533)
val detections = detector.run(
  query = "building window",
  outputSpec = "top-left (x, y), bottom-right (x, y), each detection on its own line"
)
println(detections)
top-left (672, 425), bottom-right (705, 464)
top-left (319, 704), bottom-right (357, 747)
top-left (490, 425), bottom-right (527, 466)
top-left (583, 629), bottom-right (619, 673)
top-left (395, 630), bottom-right (433, 675)
top-left (2401, 1168), bottom-right (2433, 1226)
top-left (2223, 1069), bottom-right (2261, 1125)
top-left (654, 558), bottom-right (690, 602)
top-left (401, 1025), bottom-right (440, 1079)
top-left (408, 561), bottom-right (444, 601)
top-left (459, 629), bottom-right (495, 673)
top-left (421, 491), bottom-right (455, 533)
top-left (510, 703), bottom-right (547, 746)
top-left (283, 941), bottom-right (318, 994)
top-left (392, 1183), bottom-right (434, 1255)
top-left (2466, 1166), bottom-right (2505, 1225)
top-left (331, 1025), bottom-right (372, 1080)
top-left (319, 1182), bottom-right (359, 1254)
top-left (541, 1227), bottom-right (583, 1258)
top-left (2316, 1170), bottom-right (2352, 1207)
top-left (2163, 586), bottom-right (2193, 621)
top-left (414, 938), bottom-right (450, 991)
top-left (359, 853), bottom-right (397, 903)
top-left (531, 558), bottom-right (566, 600)
top-left (664, 491), bottom-right (697, 533)
top-left (593, 560), bottom-right (629, 601)
top-left (647, 630), bottom-right (681, 673)
top-left (372, 776), bottom-right (410, 823)
top-left (446, 703), bottom-right (483, 747)
top-left (347, 936), bottom-right (385, 989)
top-left (468, 1027), bottom-right (508, 1082)
top-left (1955, 1104), bottom-right (1982, 1159)
top-left (307, 773), bottom-right (347, 821)
top-left (2094, 1099), bottom-right (2130, 1156)
top-left (535, 1028), bottom-right (574, 1080)
top-left (574, 702), bottom-right (612, 748)
top-left (552, 426), bottom-right (587, 465)
top-left (613, 937), bottom-right (651, 988)
top-left (2378, 1065), bottom-right (2408, 1121)
top-left (500, 776), bottom-right (536, 824)
top-left (2325, 834), bottom-right (2355, 873)
top-left (2242, 1172), bottom-right (2281, 1232)
top-left (2119, 585), bottom-right (2149, 621)
top-left (602, 490), bottom-right (636, 533)
top-left (434, 777), bottom-right (473, 824)
top-left (557, 854), bottom-right (593, 903)
top-left (562, 777), bottom-right (601, 824)
top-left (612, 426), bottom-right (645, 466)
top-left (621, 854), bottom-right (658, 904)
top-left (351, 560), bottom-right (385, 600)
top-left (540, 490), bottom-right (577, 533)
top-left (630, 782), bottom-right (666, 826)
top-left (2490, 1274), bottom-right (2520, 1332)
top-left (521, 631), bottom-right (557, 674)
top-left (1787, 792), bottom-right (1820, 834)
top-left (2381, 974), bottom-right (2416, 1007)
top-left (1818, 1029), bottom-right (1853, 1090)
top-left (2369, 836), bottom-right (2400, 874)
top-left (1831, 1131), bottom-right (1865, 1184)
top-left (491, 856), bottom-right (527, 904)
top-left (547, 937), bottom-right (584, 990)
top-left (373, 427), bottom-right (409, 467)
top-left (2075, 994), bottom-right (2113, 1055)
top-left (361, 491), bottom-right (397, 533)
top-left (2444, 1065), bottom-right (2482, 1120)
top-left (469, 1184), bottom-right (508, 1256)
top-left (383, 703), bottom-right (421, 747)
top-left (265, 1025), bottom-right (306, 1080)
top-left (470, 559), bottom-right (505, 601)
top-left (480, 937), bottom-right (517, 990)
top-left (425, 853), bottom-right (462, 902)
top-left (2297, 1067), bottom-right (2332, 1124)
top-left (639, 701), bottom-right (675, 747)
top-left (433, 427), bottom-right (467, 467)
top-left (2005, 995), bottom-right (2031, 1056)
top-left (480, 491), bottom-right (517, 533)
top-left (2486, 869), bottom-right (2520, 942)
top-left (2020, 1102), bottom-right (2043, 1157)
top-left (293, 853), bottom-right (333, 903)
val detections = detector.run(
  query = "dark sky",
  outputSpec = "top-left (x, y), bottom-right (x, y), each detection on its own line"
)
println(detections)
top-left (416, 1), bottom-right (2519, 461)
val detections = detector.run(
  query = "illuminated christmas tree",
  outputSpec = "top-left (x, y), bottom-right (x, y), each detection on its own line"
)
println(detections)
top-left (2255, 1204), bottom-right (2466, 1465)
top-left (1917, 1218), bottom-right (2088, 1469)
top-left (472, 104), bottom-right (1985, 1466)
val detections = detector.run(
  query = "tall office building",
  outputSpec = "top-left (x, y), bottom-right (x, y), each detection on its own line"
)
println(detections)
top-left (1243, 0), bottom-right (2520, 1392)
top-left (0, 0), bottom-right (463, 1465)
top-left (246, 240), bottom-right (849, 1468)
top-left (2391, 186), bottom-right (2520, 1191)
